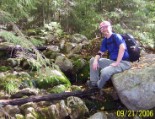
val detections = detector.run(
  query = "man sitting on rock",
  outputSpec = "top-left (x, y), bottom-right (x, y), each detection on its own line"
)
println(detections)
top-left (87, 20), bottom-right (131, 90)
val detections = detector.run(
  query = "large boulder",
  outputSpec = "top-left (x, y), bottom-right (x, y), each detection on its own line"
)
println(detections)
top-left (55, 55), bottom-right (73, 72)
top-left (35, 69), bottom-right (71, 89)
top-left (71, 33), bottom-right (88, 43)
top-left (112, 54), bottom-right (155, 110)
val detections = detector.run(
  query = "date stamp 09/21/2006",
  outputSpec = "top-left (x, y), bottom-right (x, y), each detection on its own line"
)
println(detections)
top-left (116, 110), bottom-right (155, 118)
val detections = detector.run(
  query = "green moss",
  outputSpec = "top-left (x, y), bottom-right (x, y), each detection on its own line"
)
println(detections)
top-left (37, 107), bottom-right (51, 119)
top-left (26, 29), bottom-right (37, 36)
top-left (70, 85), bottom-right (82, 91)
top-left (48, 84), bottom-right (67, 93)
top-left (73, 59), bottom-right (85, 72)
top-left (0, 66), bottom-right (12, 72)
top-left (30, 38), bottom-right (45, 46)
top-left (15, 114), bottom-right (24, 119)
top-left (0, 74), bottom-right (29, 94)
top-left (36, 69), bottom-right (71, 89)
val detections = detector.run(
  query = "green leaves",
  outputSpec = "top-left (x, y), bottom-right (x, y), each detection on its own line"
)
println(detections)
top-left (0, 0), bottom-right (154, 49)
top-left (0, 31), bottom-right (32, 48)
top-left (0, 10), bottom-right (15, 23)
top-left (0, 0), bottom-right (38, 20)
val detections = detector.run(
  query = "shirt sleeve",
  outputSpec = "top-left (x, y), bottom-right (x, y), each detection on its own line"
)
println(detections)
top-left (114, 34), bottom-right (124, 47)
top-left (100, 38), bottom-right (107, 52)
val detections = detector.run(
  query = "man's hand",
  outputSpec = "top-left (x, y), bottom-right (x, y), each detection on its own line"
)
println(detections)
top-left (110, 62), bottom-right (120, 67)
top-left (114, 43), bottom-right (125, 66)
top-left (93, 60), bottom-right (99, 70)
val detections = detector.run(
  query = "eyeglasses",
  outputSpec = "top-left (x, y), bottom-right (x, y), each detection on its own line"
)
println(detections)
top-left (99, 25), bottom-right (110, 30)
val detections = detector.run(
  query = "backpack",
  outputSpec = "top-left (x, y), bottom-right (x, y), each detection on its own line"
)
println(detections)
top-left (121, 33), bottom-right (140, 62)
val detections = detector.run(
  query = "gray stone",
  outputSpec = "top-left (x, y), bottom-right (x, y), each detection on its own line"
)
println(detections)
top-left (112, 54), bottom-right (155, 110)
top-left (11, 88), bottom-right (39, 98)
top-left (88, 112), bottom-right (107, 119)
top-left (55, 55), bottom-right (73, 72)
top-left (71, 33), bottom-right (88, 43)
top-left (4, 105), bottom-right (20, 117)
top-left (66, 96), bottom-right (89, 119)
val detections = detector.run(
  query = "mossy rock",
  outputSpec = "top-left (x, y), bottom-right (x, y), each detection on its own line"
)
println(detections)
top-left (15, 114), bottom-right (24, 119)
top-left (70, 85), bottom-right (82, 91)
top-left (7, 58), bottom-right (22, 67)
top-left (72, 58), bottom-right (86, 72)
top-left (26, 29), bottom-right (37, 36)
top-left (0, 75), bottom-right (22, 94)
top-left (36, 69), bottom-right (71, 89)
top-left (0, 66), bottom-right (12, 72)
top-left (0, 73), bottom-right (32, 94)
top-left (36, 107), bottom-right (50, 119)
top-left (48, 84), bottom-right (67, 93)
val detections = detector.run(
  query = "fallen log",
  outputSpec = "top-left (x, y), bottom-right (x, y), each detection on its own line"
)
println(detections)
top-left (0, 45), bottom-right (47, 58)
top-left (0, 46), bottom-right (47, 51)
top-left (0, 88), bottom-right (99, 107)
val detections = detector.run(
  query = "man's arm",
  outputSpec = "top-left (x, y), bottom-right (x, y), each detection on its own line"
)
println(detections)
top-left (111, 43), bottom-right (125, 66)
top-left (93, 51), bottom-right (104, 70)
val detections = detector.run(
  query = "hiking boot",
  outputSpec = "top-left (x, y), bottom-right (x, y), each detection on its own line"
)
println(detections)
top-left (86, 80), bottom-right (98, 89)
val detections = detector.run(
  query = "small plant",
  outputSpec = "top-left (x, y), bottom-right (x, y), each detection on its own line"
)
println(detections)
top-left (44, 22), bottom-right (63, 37)
top-left (0, 75), bottom-right (25, 94)
top-left (30, 38), bottom-right (45, 46)
top-left (4, 80), bottom-right (19, 94)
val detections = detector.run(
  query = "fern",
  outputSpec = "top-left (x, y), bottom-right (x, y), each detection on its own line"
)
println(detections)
top-left (0, 31), bottom-right (31, 48)
top-left (30, 38), bottom-right (45, 46)
top-left (0, 10), bottom-right (15, 23)
top-left (4, 80), bottom-right (19, 94)
top-left (0, 31), bottom-right (50, 69)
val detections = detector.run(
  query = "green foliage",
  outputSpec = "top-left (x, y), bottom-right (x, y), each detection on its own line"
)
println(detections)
top-left (0, 10), bottom-right (15, 23)
top-left (48, 84), bottom-right (67, 93)
top-left (0, 0), bottom-right (38, 22)
top-left (72, 58), bottom-right (85, 72)
top-left (1, 0), bottom-right (154, 48)
top-left (0, 31), bottom-right (32, 48)
top-left (62, 0), bottom-right (102, 38)
top-left (0, 66), bottom-right (11, 72)
top-left (0, 75), bottom-right (20, 94)
top-left (30, 38), bottom-right (45, 46)
top-left (0, 72), bottom-right (34, 94)
top-left (3, 80), bottom-right (19, 94)
top-left (36, 67), bottom-right (71, 89)
top-left (44, 22), bottom-right (63, 37)
top-left (0, 31), bottom-right (50, 70)
top-left (0, 0), bottom-right (154, 48)
top-left (96, 0), bottom-right (155, 48)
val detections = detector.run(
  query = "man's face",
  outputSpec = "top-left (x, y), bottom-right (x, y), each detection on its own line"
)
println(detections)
top-left (99, 23), bottom-right (112, 37)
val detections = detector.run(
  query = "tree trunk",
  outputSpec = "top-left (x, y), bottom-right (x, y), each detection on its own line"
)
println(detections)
top-left (0, 88), bottom-right (99, 107)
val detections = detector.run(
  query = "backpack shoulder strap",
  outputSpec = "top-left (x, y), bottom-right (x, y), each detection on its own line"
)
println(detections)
top-left (111, 33), bottom-right (117, 45)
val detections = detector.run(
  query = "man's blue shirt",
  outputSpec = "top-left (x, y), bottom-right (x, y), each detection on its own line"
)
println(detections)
top-left (100, 33), bottom-right (129, 61)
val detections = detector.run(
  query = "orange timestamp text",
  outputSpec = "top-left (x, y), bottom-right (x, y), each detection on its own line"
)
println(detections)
top-left (116, 109), bottom-right (154, 118)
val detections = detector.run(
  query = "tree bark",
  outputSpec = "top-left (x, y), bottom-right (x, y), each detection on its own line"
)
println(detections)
top-left (0, 88), bottom-right (99, 107)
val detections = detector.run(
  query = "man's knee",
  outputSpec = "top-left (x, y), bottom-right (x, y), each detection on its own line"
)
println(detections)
top-left (100, 68), bottom-right (113, 80)
top-left (90, 57), bottom-right (95, 64)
